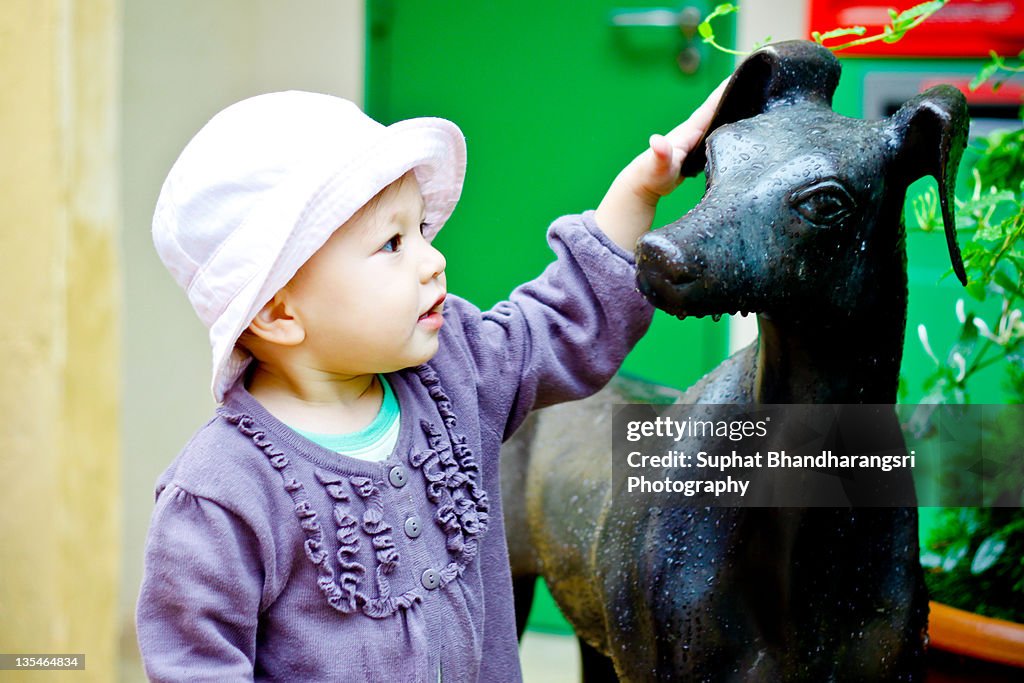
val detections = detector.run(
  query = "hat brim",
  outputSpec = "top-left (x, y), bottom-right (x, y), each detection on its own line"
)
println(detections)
top-left (208, 116), bottom-right (466, 402)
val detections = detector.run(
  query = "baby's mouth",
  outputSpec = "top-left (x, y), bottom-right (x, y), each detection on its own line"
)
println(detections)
top-left (419, 293), bottom-right (446, 320)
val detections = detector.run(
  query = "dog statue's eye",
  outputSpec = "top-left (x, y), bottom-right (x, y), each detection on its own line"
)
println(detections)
top-left (789, 180), bottom-right (855, 227)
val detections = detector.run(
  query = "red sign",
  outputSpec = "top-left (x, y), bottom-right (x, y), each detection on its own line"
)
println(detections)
top-left (808, 0), bottom-right (1024, 57)
top-left (920, 76), bottom-right (1024, 103)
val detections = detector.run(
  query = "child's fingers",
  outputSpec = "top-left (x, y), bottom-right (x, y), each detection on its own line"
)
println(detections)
top-left (649, 134), bottom-right (672, 165)
top-left (648, 134), bottom-right (683, 189)
top-left (641, 133), bottom-right (684, 195)
top-left (637, 97), bottom-right (722, 196)
top-left (690, 77), bottom-right (728, 132)
top-left (663, 78), bottom-right (728, 151)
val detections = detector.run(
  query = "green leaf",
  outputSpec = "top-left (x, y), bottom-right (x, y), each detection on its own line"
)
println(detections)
top-left (968, 217), bottom-right (995, 239)
top-left (968, 193), bottom-right (1019, 212)
top-left (974, 220), bottom-right (1006, 243)
top-left (699, 3), bottom-right (731, 39)
top-left (970, 61), bottom-right (1001, 91)
top-left (970, 535), bottom-right (1006, 574)
top-left (957, 317), bottom-right (980, 343)
top-left (896, 0), bottom-right (948, 23)
top-left (814, 26), bottom-right (866, 42)
top-left (961, 242), bottom-right (989, 262)
top-left (1008, 351), bottom-right (1024, 370)
top-left (941, 540), bottom-right (969, 571)
top-left (882, 26), bottom-right (905, 43)
top-left (967, 281), bottom-right (988, 301)
top-left (994, 270), bottom-right (1024, 298)
top-left (708, 3), bottom-right (737, 18)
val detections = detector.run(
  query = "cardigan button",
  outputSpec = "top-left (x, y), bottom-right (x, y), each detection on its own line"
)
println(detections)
top-left (389, 465), bottom-right (408, 488)
top-left (404, 516), bottom-right (422, 538)
top-left (421, 568), bottom-right (441, 590)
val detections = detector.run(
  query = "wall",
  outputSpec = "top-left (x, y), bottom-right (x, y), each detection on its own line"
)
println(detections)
top-left (0, 1), bottom-right (121, 680)
top-left (737, 0), bottom-right (810, 52)
top-left (119, 1), bottom-right (364, 679)
top-left (730, 0), bottom-right (809, 352)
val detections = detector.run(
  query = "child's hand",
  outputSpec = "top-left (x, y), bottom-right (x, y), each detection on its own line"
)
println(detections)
top-left (594, 80), bottom-right (726, 253)
top-left (635, 116), bottom-right (711, 201)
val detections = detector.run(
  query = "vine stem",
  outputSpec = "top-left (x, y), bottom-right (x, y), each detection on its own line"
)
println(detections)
top-left (962, 292), bottom-right (1022, 381)
top-left (702, 37), bottom-right (749, 56)
top-left (983, 212), bottom-right (1024, 279)
top-left (821, 11), bottom-right (938, 51)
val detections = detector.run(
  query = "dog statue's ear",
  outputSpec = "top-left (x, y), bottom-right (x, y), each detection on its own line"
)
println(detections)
top-left (887, 85), bottom-right (969, 285)
top-left (680, 40), bottom-right (841, 177)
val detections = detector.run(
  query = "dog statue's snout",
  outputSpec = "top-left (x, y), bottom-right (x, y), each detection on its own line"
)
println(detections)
top-left (637, 232), bottom-right (701, 286)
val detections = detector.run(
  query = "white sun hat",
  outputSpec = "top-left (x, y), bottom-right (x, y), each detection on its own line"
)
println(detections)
top-left (152, 91), bottom-right (466, 402)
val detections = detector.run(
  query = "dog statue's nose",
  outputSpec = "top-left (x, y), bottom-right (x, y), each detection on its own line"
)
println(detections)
top-left (637, 232), bottom-right (701, 285)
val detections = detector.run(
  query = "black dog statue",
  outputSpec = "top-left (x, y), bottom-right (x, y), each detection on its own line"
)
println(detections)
top-left (502, 40), bottom-right (968, 681)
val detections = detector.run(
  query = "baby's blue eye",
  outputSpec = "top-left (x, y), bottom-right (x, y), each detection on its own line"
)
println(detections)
top-left (381, 235), bottom-right (402, 253)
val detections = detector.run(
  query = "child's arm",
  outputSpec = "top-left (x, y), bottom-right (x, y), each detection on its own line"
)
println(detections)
top-left (137, 485), bottom-right (263, 681)
top-left (594, 81), bottom-right (725, 253)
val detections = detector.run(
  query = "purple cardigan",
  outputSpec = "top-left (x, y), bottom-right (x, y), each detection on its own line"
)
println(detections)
top-left (137, 212), bottom-right (653, 682)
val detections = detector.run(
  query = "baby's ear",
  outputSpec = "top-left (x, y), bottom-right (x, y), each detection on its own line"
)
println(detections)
top-left (246, 292), bottom-right (305, 346)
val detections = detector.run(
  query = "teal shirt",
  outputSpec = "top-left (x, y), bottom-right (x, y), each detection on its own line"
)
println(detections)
top-left (292, 376), bottom-right (400, 461)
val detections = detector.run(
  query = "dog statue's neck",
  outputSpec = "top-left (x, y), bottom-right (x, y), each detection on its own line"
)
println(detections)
top-left (754, 316), bottom-right (904, 403)
top-left (753, 241), bottom-right (909, 405)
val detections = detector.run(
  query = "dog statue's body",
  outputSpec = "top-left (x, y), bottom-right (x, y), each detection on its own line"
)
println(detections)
top-left (502, 41), bottom-right (968, 681)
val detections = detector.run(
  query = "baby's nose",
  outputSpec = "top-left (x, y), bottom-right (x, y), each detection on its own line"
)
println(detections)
top-left (421, 243), bottom-right (446, 281)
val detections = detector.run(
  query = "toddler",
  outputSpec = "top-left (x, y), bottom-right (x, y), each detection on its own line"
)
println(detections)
top-left (137, 87), bottom-right (720, 681)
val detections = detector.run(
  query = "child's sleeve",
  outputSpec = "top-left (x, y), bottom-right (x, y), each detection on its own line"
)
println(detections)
top-left (136, 484), bottom-right (264, 682)
top-left (445, 210), bottom-right (655, 440)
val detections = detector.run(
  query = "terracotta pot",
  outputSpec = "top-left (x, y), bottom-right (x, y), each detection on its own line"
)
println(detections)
top-left (928, 600), bottom-right (1024, 668)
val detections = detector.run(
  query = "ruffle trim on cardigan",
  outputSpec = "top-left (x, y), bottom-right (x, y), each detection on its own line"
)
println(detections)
top-left (348, 474), bottom-right (420, 618)
top-left (409, 365), bottom-right (491, 589)
top-left (224, 412), bottom-right (421, 619)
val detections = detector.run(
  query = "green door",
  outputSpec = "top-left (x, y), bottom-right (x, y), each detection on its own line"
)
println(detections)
top-left (366, 0), bottom-right (735, 636)
top-left (366, 0), bottom-right (734, 392)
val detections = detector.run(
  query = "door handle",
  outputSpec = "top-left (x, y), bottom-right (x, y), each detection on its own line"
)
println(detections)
top-left (609, 6), bottom-right (702, 36)
top-left (609, 6), bottom-right (704, 74)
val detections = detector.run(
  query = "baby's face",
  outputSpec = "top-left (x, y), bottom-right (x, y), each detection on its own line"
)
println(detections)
top-left (284, 174), bottom-right (447, 374)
